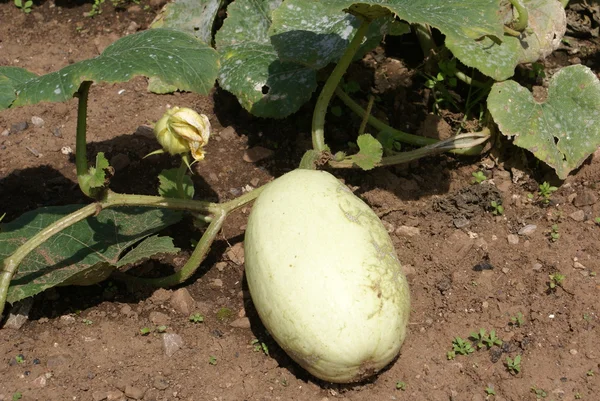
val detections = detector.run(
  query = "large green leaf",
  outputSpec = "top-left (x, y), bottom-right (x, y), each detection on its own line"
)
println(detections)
top-left (447, 0), bottom-right (566, 80)
top-left (215, 0), bottom-right (317, 118)
top-left (0, 67), bottom-right (38, 109)
top-left (269, 0), bottom-right (401, 70)
top-left (0, 206), bottom-right (182, 303)
top-left (3, 29), bottom-right (219, 109)
top-left (318, 0), bottom-right (504, 40)
top-left (488, 65), bottom-right (600, 179)
top-left (150, 0), bottom-right (224, 44)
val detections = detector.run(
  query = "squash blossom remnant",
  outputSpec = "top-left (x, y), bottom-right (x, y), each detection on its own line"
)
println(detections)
top-left (154, 107), bottom-right (211, 161)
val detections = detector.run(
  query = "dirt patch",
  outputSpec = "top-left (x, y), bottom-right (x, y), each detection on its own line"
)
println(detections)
top-left (1, 1), bottom-right (600, 401)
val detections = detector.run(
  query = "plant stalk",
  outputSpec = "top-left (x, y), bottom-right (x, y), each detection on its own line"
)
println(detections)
top-left (75, 81), bottom-right (93, 197)
top-left (312, 19), bottom-right (371, 152)
top-left (509, 0), bottom-right (529, 32)
top-left (0, 185), bottom-right (267, 318)
top-left (176, 158), bottom-right (188, 199)
top-left (329, 129), bottom-right (490, 168)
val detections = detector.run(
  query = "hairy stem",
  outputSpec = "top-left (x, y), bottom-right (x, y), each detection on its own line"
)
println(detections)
top-left (312, 19), bottom-right (371, 152)
top-left (123, 209), bottom-right (227, 287)
top-left (358, 95), bottom-right (374, 136)
top-left (176, 158), bottom-right (188, 199)
top-left (75, 81), bottom-right (93, 197)
top-left (0, 185), bottom-right (267, 317)
top-left (509, 0), bottom-right (529, 32)
top-left (329, 129), bottom-right (490, 168)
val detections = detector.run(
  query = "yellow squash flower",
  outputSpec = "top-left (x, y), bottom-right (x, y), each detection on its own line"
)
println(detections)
top-left (154, 107), bottom-right (211, 161)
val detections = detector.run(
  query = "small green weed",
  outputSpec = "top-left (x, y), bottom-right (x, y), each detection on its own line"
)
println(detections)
top-left (251, 339), bottom-right (269, 356)
top-left (447, 337), bottom-right (475, 359)
top-left (87, 0), bottom-right (105, 17)
top-left (528, 62), bottom-right (546, 80)
top-left (471, 170), bottom-right (487, 184)
top-left (548, 272), bottom-right (566, 290)
top-left (156, 325), bottom-right (167, 333)
top-left (208, 356), bottom-right (217, 365)
top-left (485, 386), bottom-right (496, 396)
top-left (395, 381), bottom-right (407, 391)
top-left (594, 217), bottom-right (600, 225)
top-left (216, 307), bottom-right (233, 321)
top-left (14, 0), bottom-right (32, 13)
top-left (530, 386), bottom-right (547, 398)
top-left (510, 312), bottom-right (524, 327)
top-left (586, 369), bottom-right (594, 376)
top-left (470, 329), bottom-right (502, 349)
top-left (12, 392), bottom-right (22, 401)
top-left (575, 392), bottom-right (583, 399)
top-left (549, 224), bottom-right (560, 242)
top-left (506, 355), bottom-right (521, 375)
top-left (189, 313), bottom-right (204, 323)
top-left (139, 327), bottom-right (151, 336)
top-left (15, 354), bottom-right (24, 364)
top-left (82, 319), bottom-right (93, 325)
top-left (538, 182), bottom-right (558, 204)
top-left (490, 200), bottom-right (504, 216)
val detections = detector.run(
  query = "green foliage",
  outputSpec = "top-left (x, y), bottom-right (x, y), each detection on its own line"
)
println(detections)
top-left (506, 355), bottom-right (522, 375)
top-left (12, 392), bottom-right (22, 401)
top-left (490, 200), bottom-right (504, 216)
top-left (485, 386), bottom-right (496, 396)
top-left (531, 386), bottom-right (547, 398)
top-left (0, 29), bottom-right (219, 109)
top-left (538, 182), bottom-right (558, 203)
top-left (549, 224), bottom-right (560, 242)
top-left (14, 0), bottom-right (33, 13)
top-left (511, 312), bottom-right (525, 327)
top-left (158, 169), bottom-right (195, 199)
top-left (79, 153), bottom-right (111, 198)
top-left (347, 134), bottom-right (383, 170)
top-left (216, 307), bottom-right (233, 321)
top-left (251, 339), bottom-right (269, 355)
top-left (471, 170), bottom-right (487, 184)
top-left (470, 329), bottom-right (503, 349)
top-left (447, 336), bottom-right (475, 359)
top-left (488, 65), bottom-right (600, 179)
top-left (189, 313), bottom-right (205, 323)
top-left (208, 356), bottom-right (217, 365)
top-left (548, 272), bottom-right (565, 290)
top-left (395, 381), bottom-right (407, 391)
top-left (87, 0), bottom-right (105, 17)
top-left (140, 327), bottom-right (152, 336)
top-left (0, 206), bottom-right (181, 304)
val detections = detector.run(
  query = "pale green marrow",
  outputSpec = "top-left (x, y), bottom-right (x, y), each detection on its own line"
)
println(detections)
top-left (244, 169), bottom-right (410, 383)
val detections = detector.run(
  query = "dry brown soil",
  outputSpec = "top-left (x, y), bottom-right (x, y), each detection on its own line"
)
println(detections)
top-left (1, 1), bottom-right (600, 400)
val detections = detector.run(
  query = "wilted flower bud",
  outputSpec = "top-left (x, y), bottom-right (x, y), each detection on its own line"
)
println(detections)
top-left (154, 107), bottom-right (211, 161)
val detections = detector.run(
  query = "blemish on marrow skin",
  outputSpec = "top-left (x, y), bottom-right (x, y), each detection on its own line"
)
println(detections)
top-left (339, 204), bottom-right (363, 224)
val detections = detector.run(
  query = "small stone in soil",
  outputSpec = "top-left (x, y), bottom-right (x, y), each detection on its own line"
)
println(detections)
top-left (124, 385), bottom-right (145, 400)
top-left (230, 317), bottom-right (251, 329)
top-left (250, 177), bottom-right (260, 186)
top-left (149, 311), bottom-right (170, 326)
top-left (215, 261), bottom-right (227, 271)
top-left (452, 217), bottom-right (470, 228)
top-left (243, 146), bottom-right (274, 163)
top-left (163, 333), bottom-right (183, 357)
top-left (219, 126), bottom-right (237, 141)
top-left (226, 242), bottom-right (245, 265)
top-left (52, 127), bottom-right (62, 137)
top-left (210, 278), bottom-right (223, 288)
top-left (150, 288), bottom-right (172, 303)
top-left (517, 224), bottom-right (537, 236)
top-left (569, 210), bottom-right (585, 222)
top-left (395, 225), bottom-right (420, 237)
top-left (3, 298), bottom-right (33, 330)
top-left (153, 376), bottom-right (169, 390)
top-left (573, 190), bottom-right (597, 207)
top-left (507, 234), bottom-right (519, 245)
top-left (31, 116), bottom-right (45, 127)
top-left (169, 288), bottom-right (196, 316)
top-left (10, 121), bottom-right (28, 133)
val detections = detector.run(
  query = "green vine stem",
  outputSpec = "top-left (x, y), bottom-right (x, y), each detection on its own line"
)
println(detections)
top-left (329, 129), bottom-right (490, 168)
top-left (312, 19), bottom-right (371, 152)
top-left (75, 81), bottom-right (93, 197)
top-left (176, 157), bottom-right (188, 199)
top-left (509, 0), bottom-right (529, 32)
top-left (335, 86), bottom-right (486, 156)
top-left (0, 185), bottom-right (266, 318)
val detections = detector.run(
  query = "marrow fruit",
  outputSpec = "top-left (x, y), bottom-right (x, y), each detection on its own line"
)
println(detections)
top-left (244, 169), bottom-right (410, 383)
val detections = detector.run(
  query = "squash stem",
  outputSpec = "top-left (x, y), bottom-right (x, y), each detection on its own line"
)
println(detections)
top-left (74, 81), bottom-right (93, 197)
top-left (312, 19), bottom-right (371, 152)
